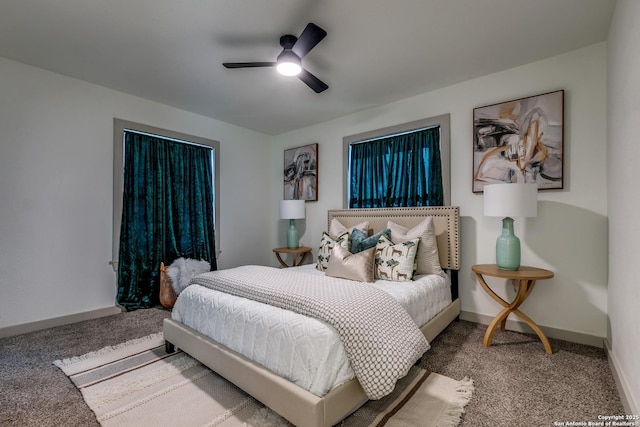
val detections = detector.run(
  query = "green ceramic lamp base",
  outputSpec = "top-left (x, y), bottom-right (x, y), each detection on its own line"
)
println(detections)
top-left (496, 217), bottom-right (521, 270)
top-left (287, 219), bottom-right (299, 249)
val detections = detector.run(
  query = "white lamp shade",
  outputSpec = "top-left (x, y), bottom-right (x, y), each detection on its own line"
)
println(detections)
top-left (280, 199), bottom-right (305, 219)
top-left (484, 183), bottom-right (538, 218)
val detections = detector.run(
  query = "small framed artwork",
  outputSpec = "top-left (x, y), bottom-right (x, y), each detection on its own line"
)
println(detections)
top-left (472, 90), bottom-right (564, 192)
top-left (284, 143), bottom-right (318, 201)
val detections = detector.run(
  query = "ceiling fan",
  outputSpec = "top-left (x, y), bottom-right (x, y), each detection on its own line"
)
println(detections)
top-left (223, 23), bottom-right (329, 93)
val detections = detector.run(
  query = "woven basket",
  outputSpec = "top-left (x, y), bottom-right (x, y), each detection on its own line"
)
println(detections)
top-left (159, 262), bottom-right (177, 309)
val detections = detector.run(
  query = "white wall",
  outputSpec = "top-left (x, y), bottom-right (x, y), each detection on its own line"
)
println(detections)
top-left (607, 0), bottom-right (640, 414)
top-left (272, 43), bottom-right (608, 341)
top-left (0, 56), bottom-right (273, 329)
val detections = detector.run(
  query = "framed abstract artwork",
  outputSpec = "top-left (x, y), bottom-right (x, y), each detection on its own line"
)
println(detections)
top-left (283, 143), bottom-right (318, 201)
top-left (472, 90), bottom-right (564, 192)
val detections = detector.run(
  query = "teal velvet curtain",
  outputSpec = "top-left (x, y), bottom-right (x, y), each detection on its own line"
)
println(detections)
top-left (349, 126), bottom-right (443, 208)
top-left (117, 132), bottom-right (217, 311)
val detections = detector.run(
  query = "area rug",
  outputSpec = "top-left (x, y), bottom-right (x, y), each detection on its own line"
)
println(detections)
top-left (54, 333), bottom-right (473, 427)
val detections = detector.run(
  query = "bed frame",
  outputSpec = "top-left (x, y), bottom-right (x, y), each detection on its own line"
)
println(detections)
top-left (163, 206), bottom-right (460, 427)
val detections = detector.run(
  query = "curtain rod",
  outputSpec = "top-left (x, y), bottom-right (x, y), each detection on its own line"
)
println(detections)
top-left (349, 124), bottom-right (440, 146)
top-left (123, 128), bottom-right (213, 150)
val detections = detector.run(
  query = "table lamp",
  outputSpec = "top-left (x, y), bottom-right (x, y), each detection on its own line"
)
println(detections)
top-left (484, 183), bottom-right (538, 270)
top-left (279, 200), bottom-right (306, 249)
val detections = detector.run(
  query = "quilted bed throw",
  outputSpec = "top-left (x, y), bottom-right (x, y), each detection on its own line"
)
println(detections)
top-left (190, 265), bottom-right (430, 399)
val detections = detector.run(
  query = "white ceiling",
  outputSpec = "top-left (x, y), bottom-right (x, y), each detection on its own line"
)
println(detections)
top-left (0, 0), bottom-right (615, 135)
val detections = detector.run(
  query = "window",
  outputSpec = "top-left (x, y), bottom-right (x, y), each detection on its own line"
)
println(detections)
top-left (343, 114), bottom-right (451, 208)
top-left (112, 119), bottom-right (220, 270)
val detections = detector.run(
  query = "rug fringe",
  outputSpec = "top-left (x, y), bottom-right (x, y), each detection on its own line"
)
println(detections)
top-left (53, 332), bottom-right (164, 368)
top-left (436, 377), bottom-right (474, 427)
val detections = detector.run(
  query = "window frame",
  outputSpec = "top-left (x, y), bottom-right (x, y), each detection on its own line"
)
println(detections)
top-left (342, 114), bottom-right (451, 208)
top-left (112, 119), bottom-right (220, 269)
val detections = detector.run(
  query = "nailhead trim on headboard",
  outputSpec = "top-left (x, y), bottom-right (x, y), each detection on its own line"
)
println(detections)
top-left (327, 206), bottom-right (460, 271)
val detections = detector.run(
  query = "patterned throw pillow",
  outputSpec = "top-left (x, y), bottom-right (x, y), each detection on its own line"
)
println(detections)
top-left (350, 228), bottom-right (391, 253)
top-left (374, 235), bottom-right (419, 282)
top-left (316, 231), bottom-right (350, 271)
top-left (388, 217), bottom-right (443, 276)
top-left (325, 245), bottom-right (376, 282)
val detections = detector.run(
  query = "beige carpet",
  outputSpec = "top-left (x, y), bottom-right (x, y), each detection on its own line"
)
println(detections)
top-left (54, 333), bottom-right (473, 427)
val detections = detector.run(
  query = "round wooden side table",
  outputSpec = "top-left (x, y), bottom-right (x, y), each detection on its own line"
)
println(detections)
top-left (273, 246), bottom-right (312, 268)
top-left (472, 263), bottom-right (554, 354)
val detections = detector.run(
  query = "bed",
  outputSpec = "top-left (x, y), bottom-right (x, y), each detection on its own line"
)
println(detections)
top-left (163, 206), bottom-right (460, 427)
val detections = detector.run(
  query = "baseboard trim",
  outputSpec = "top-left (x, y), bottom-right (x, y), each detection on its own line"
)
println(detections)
top-left (0, 306), bottom-right (123, 338)
top-left (605, 338), bottom-right (638, 415)
top-left (460, 310), bottom-right (605, 348)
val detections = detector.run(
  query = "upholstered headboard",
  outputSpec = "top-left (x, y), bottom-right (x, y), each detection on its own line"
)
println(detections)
top-left (327, 206), bottom-right (460, 271)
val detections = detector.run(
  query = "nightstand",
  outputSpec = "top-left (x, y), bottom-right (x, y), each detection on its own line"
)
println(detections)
top-left (472, 264), bottom-right (554, 354)
top-left (273, 246), bottom-right (312, 268)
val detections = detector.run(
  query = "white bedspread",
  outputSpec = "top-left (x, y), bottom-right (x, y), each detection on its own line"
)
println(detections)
top-left (171, 264), bottom-right (451, 397)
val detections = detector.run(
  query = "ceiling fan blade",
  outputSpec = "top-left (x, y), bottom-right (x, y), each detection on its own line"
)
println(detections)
top-left (223, 62), bottom-right (275, 69)
top-left (298, 69), bottom-right (328, 93)
top-left (292, 23), bottom-right (327, 58)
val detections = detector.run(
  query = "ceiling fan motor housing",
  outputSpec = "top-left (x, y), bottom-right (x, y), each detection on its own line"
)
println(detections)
top-left (279, 34), bottom-right (298, 49)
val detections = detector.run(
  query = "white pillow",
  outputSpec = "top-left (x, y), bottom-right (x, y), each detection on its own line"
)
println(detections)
top-left (328, 219), bottom-right (369, 239)
top-left (387, 217), bottom-right (444, 276)
top-left (374, 235), bottom-right (419, 282)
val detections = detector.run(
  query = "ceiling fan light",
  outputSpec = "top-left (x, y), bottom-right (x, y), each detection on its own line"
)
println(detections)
top-left (276, 50), bottom-right (302, 76)
top-left (277, 62), bottom-right (302, 76)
